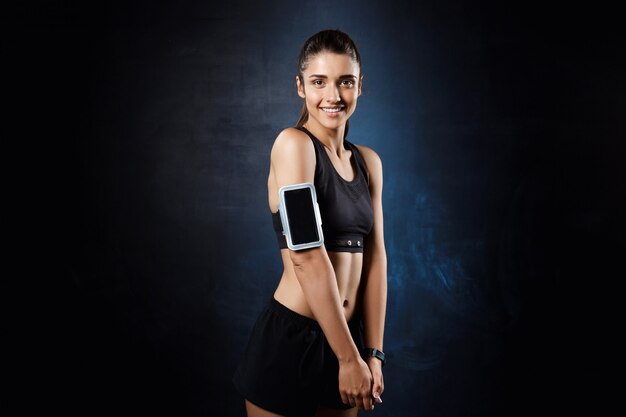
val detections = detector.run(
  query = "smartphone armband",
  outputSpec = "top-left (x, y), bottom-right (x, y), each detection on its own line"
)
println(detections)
top-left (278, 183), bottom-right (324, 251)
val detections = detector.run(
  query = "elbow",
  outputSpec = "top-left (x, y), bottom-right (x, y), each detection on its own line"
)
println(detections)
top-left (288, 247), bottom-right (328, 274)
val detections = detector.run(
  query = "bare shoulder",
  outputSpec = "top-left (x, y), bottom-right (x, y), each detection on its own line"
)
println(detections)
top-left (270, 127), bottom-right (316, 184)
top-left (355, 144), bottom-right (383, 172)
top-left (271, 127), bottom-right (314, 159)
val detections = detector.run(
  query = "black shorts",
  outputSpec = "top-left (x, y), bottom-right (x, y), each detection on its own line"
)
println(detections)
top-left (232, 297), bottom-right (364, 417)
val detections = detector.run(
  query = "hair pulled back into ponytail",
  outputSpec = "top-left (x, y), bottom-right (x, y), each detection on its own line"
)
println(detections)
top-left (295, 29), bottom-right (362, 138)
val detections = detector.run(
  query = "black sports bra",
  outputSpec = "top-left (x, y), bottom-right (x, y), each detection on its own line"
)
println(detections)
top-left (272, 126), bottom-right (374, 253)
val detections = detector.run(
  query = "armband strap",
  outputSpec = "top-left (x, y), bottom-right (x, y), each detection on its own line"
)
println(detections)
top-left (362, 348), bottom-right (386, 366)
top-left (271, 210), bottom-right (288, 249)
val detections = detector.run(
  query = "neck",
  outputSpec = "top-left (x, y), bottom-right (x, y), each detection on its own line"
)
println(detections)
top-left (303, 121), bottom-right (346, 154)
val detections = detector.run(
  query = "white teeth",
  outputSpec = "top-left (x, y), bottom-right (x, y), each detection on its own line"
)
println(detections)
top-left (322, 107), bottom-right (342, 113)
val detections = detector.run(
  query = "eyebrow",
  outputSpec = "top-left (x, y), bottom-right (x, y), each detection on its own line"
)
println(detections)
top-left (308, 74), bottom-right (358, 79)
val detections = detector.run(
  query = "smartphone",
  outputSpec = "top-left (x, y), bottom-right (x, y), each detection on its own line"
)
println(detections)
top-left (278, 183), bottom-right (324, 251)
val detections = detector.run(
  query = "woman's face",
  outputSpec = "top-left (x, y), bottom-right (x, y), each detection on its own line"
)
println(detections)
top-left (297, 52), bottom-right (362, 131)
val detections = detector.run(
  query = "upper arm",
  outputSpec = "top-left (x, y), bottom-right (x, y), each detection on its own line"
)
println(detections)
top-left (358, 145), bottom-right (386, 257)
top-left (270, 128), bottom-right (316, 188)
top-left (270, 128), bottom-right (328, 263)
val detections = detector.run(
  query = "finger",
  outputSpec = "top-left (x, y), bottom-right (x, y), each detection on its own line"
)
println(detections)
top-left (349, 396), bottom-right (357, 408)
top-left (363, 392), bottom-right (373, 411)
top-left (340, 392), bottom-right (349, 405)
top-left (372, 381), bottom-right (384, 403)
top-left (376, 375), bottom-right (385, 395)
top-left (372, 389), bottom-right (383, 404)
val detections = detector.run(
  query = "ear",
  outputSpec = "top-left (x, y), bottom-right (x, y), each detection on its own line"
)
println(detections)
top-left (358, 75), bottom-right (364, 97)
top-left (296, 75), bottom-right (306, 98)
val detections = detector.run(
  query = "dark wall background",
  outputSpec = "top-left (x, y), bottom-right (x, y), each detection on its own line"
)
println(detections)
top-left (5, 1), bottom-right (624, 416)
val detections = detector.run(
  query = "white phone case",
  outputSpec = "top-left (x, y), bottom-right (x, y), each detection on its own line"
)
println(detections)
top-left (278, 182), bottom-right (324, 251)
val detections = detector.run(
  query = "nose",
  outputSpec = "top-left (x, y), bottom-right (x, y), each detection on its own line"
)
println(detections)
top-left (326, 84), bottom-right (341, 103)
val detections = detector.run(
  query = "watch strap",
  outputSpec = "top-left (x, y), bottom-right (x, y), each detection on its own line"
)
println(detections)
top-left (363, 347), bottom-right (386, 366)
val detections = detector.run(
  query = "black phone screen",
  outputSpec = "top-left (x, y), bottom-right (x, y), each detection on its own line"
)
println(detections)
top-left (284, 188), bottom-right (320, 245)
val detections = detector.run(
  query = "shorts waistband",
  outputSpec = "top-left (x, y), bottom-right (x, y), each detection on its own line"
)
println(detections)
top-left (268, 297), bottom-right (362, 331)
top-left (268, 297), bottom-right (321, 331)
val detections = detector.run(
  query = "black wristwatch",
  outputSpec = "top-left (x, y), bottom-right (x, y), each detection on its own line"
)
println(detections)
top-left (363, 348), bottom-right (386, 366)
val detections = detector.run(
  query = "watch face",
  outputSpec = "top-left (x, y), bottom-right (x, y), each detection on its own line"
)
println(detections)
top-left (364, 348), bottom-right (385, 365)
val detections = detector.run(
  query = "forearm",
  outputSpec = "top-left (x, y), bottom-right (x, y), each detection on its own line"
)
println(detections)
top-left (291, 250), bottom-right (361, 363)
top-left (362, 258), bottom-right (387, 350)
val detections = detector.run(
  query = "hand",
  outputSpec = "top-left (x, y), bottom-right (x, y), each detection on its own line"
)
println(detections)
top-left (366, 356), bottom-right (384, 406)
top-left (338, 356), bottom-right (374, 410)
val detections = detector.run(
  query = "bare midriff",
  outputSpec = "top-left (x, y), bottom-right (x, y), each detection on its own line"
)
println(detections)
top-left (273, 249), bottom-right (363, 322)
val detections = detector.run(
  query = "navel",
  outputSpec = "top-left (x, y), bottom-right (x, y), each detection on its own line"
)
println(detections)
top-left (343, 299), bottom-right (349, 308)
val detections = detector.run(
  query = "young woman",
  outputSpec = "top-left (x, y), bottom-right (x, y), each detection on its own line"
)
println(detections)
top-left (233, 29), bottom-right (387, 417)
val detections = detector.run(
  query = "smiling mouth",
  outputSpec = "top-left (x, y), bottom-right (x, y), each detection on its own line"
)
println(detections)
top-left (321, 106), bottom-right (344, 113)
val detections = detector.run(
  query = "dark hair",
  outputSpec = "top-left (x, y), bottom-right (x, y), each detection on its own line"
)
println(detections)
top-left (295, 29), bottom-right (362, 138)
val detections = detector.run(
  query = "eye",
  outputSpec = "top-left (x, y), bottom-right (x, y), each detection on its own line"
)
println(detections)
top-left (340, 79), bottom-right (355, 87)
top-left (312, 79), bottom-right (325, 87)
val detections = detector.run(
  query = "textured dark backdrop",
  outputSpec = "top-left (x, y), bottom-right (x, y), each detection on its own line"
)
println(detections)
top-left (5, 1), bottom-right (624, 416)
